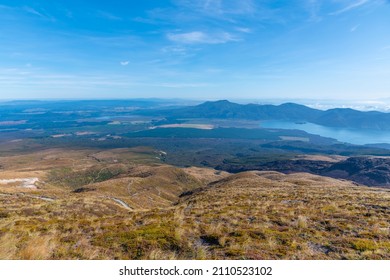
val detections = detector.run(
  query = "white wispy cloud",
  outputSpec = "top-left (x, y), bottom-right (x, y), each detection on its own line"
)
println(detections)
top-left (199, 0), bottom-right (223, 15)
top-left (329, 0), bottom-right (370, 16)
top-left (350, 24), bottom-right (360, 32)
top-left (0, 70), bottom-right (140, 88)
top-left (161, 46), bottom-right (190, 56)
top-left (23, 6), bottom-right (44, 17)
top-left (167, 31), bottom-right (237, 44)
top-left (158, 82), bottom-right (211, 88)
top-left (306, 0), bottom-right (322, 22)
top-left (235, 27), bottom-right (251, 33)
top-left (96, 11), bottom-right (122, 21)
top-left (22, 6), bottom-right (56, 21)
top-left (120, 61), bottom-right (129, 66)
top-left (200, 0), bottom-right (256, 16)
top-left (171, 0), bottom-right (258, 22)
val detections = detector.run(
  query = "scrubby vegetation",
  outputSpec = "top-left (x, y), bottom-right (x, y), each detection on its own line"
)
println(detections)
top-left (47, 166), bottom-right (126, 190)
top-left (1, 158), bottom-right (389, 259)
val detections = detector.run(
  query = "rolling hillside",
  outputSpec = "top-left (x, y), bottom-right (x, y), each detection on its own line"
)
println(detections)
top-left (0, 148), bottom-right (389, 259)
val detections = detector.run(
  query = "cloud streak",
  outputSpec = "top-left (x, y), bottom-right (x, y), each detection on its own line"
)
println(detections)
top-left (96, 11), bottom-right (122, 21)
top-left (22, 6), bottom-right (56, 21)
top-left (306, 0), bottom-right (322, 22)
top-left (329, 0), bottom-right (370, 15)
top-left (176, 0), bottom-right (257, 17)
top-left (23, 6), bottom-right (44, 17)
top-left (157, 82), bottom-right (211, 88)
top-left (235, 27), bottom-right (251, 33)
top-left (350, 24), bottom-right (360, 32)
top-left (167, 31), bottom-right (237, 44)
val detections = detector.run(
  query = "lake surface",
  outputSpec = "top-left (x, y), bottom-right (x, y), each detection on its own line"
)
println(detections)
top-left (260, 121), bottom-right (390, 145)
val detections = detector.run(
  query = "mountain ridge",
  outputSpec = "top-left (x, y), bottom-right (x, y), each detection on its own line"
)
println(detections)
top-left (152, 100), bottom-right (390, 130)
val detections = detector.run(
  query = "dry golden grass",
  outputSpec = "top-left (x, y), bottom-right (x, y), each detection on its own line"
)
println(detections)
top-left (174, 171), bottom-right (390, 259)
top-left (0, 233), bottom-right (18, 259)
top-left (18, 234), bottom-right (55, 260)
top-left (0, 149), bottom-right (389, 260)
top-left (182, 167), bottom-right (230, 184)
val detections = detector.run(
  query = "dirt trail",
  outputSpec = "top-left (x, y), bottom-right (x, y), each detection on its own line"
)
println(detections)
top-left (100, 195), bottom-right (132, 210)
top-left (0, 192), bottom-right (55, 202)
top-left (25, 194), bottom-right (55, 202)
top-left (110, 197), bottom-right (132, 210)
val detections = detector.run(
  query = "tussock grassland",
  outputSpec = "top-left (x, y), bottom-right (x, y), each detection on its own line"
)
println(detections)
top-left (0, 149), bottom-right (389, 259)
top-left (175, 171), bottom-right (390, 259)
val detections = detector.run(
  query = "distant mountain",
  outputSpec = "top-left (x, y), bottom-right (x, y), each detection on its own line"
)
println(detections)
top-left (165, 100), bottom-right (321, 121)
top-left (155, 100), bottom-right (390, 130)
top-left (314, 108), bottom-right (390, 130)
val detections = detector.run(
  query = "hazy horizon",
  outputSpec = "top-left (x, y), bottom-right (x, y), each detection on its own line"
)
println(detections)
top-left (2, 97), bottom-right (390, 112)
top-left (1, 0), bottom-right (390, 100)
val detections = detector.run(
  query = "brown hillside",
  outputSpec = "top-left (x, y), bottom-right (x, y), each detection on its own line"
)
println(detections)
top-left (1, 165), bottom-right (389, 260)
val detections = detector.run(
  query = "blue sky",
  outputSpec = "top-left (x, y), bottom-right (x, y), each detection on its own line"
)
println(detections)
top-left (0, 0), bottom-right (390, 100)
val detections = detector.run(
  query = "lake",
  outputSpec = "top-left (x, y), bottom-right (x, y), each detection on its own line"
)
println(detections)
top-left (260, 121), bottom-right (390, 145)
